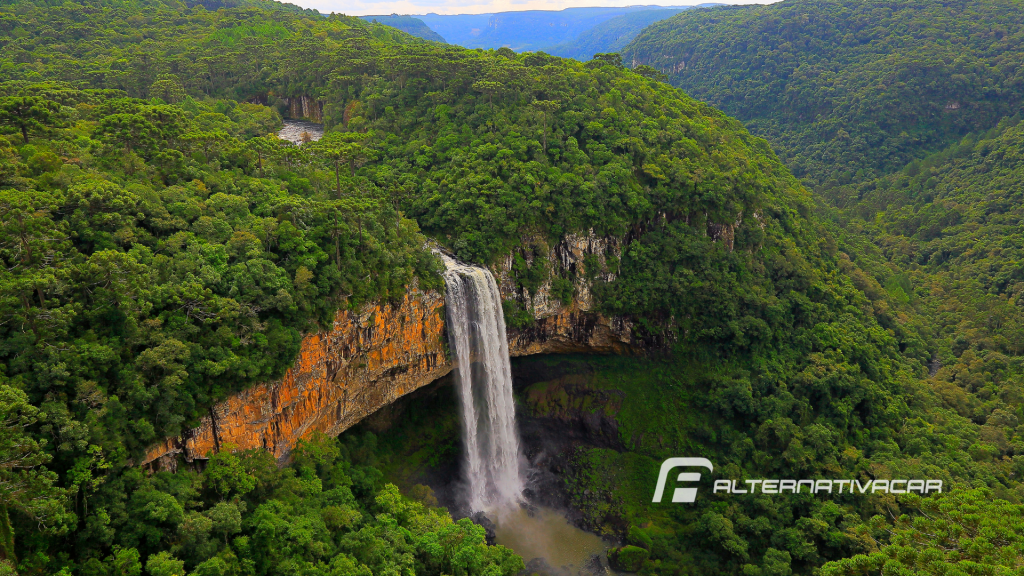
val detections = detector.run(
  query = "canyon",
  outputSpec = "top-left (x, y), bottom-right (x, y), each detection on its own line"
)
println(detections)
top-left (142, 234), bottom-right (639, 469)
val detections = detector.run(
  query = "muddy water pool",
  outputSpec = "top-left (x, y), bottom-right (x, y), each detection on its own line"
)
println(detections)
top-left (492, 506), bottom-right (613, 575)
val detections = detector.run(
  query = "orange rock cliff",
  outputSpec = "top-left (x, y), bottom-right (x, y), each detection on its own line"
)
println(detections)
top-left (142, 234), bottom-right (636, 468)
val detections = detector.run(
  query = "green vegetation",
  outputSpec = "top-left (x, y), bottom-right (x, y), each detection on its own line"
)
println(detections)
top-left (608, 545), bottom-right (649, 572)
top-left (607, 0), bottom-right (1024, 572)
top-left (834, 116), bottom-right (1024, 449)
top-left (503, 353), bottom-right (1020, 575)
top-left (546, 9), bottom-right (684, 62)
top-left (0, 0), bottom-right (427, 102)
top-left (2, 0), bottom-right (1022, 574)
top-left (0, 79), bottom-right (442, 572)
top-left (820, 489), bottom-right (1024, 575)
top-left (357, 15), bottom-right (445, 43)
top-left (2, 0), bottom-right (848, 571)
top-left (623, 0), bottom-right (1024, 198)
top-left (79, 432), bottom-right (521, 576)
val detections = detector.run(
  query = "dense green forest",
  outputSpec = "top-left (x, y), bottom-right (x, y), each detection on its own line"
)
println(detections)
top-left (623, 0), bottom-right (1024, 199)
top-left (614, 1), bottom-right (1024, 573)
top-left (622, 0), bottom-right (1024, 447)
top-left (1, 0), bottom-right (1022, 574)
top-left (835, 115), bottom-right (1024, 439)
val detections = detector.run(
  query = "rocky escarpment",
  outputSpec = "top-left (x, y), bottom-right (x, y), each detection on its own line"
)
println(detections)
top-left (143, 233), bottom-right (636, 469)
top-left (282, 95), bottom-right (323, 122)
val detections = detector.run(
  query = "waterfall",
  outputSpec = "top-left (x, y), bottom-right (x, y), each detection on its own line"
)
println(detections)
top-left (440, 253), bottom-right (523, 511)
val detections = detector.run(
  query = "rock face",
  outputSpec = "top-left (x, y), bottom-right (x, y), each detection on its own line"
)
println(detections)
top-left (282, 95), bottom-right (323, 123)
top-left (493, 231), bottom-right (623, 317)
top-left (142, 233), bottom-right (636, 469)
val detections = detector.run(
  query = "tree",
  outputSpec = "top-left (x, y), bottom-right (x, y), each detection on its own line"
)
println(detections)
top-left (107, 546), bottom-right (142, 576)
top-left (244, 135), bottom-right (278, 176)
top-left (202, 448), bottom-right (257, 498)
top-left (149, 75), bottom-right (186, 104)
top-left (0, 138), bottom-right (19, 187)
top-left (0, 189), bottom-right (67, 332)
top-left (632, 64), bottom-right (667, 82)
top-left (820, 489), bottom-right (1024, 576)
top-left (0, 382), bottom-right (68, 563)
top-left (145, 552), bottom-right (185, 576)
top-left (531, 99), bottom-right (560, 151)
top-left (0, 96), bottom-right (63, 144)
top-left (94, 113), bottom-right (159, 156)
top-left (204, 502), bottom-right (242, 545)
top-left (591, 53), bottom-right (623, 67)
top-left (471, 80), bottom-right (502, 108)
top-left (312, 132), bottom-right (372, 198)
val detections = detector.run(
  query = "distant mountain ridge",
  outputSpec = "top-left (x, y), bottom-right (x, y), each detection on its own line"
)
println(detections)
top-left (544, 8), bottom-right (686, 60)
top-left (357, 14), bottom-right (446, 43)
top-left (623, 0), bottom-right (1024, 194)
top-left (413, 5), bottom-right (705, 52)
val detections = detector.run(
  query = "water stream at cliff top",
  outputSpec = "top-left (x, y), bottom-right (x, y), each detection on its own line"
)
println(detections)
top-left (440, 253), bottom-right (523, 511)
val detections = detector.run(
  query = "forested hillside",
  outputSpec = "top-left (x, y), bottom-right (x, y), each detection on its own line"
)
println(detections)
top-left (817, 77), bottom-right (1024, 576)
top-left (0, 0), bottom-right (426, 100)
top-left (1, 0), bottom-right (1021, 575)
top-left (624, 0), bottom-right (1024, 199)
top-left (836, 116), bottom-right (1024, 432)
top-left (613, 3), bottom-right (1024, 573)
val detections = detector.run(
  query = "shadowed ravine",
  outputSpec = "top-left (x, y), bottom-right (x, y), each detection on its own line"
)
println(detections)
top-left (349, 355), bottom-right (622, 576)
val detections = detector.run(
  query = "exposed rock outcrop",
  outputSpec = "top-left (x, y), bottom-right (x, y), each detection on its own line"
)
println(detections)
top-left (282, 95), bottom-right (323, 122)
top-left (493, 231), bottom-right (623, 317)
top-left (143, 233), bottom-right (636, 469)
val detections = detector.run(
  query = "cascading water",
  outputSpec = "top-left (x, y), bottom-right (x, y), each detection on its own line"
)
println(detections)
top-left (440, 253), bottom-right (523, 512)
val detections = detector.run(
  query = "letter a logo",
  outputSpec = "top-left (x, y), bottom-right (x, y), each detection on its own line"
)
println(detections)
top-left (652, 458), bottom-right (714, 503)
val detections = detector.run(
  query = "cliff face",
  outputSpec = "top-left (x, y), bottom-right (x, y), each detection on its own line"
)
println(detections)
top-left (282, 95), bottom-right (323, 123)
top-left (143, 233), bottom-right (634, 469)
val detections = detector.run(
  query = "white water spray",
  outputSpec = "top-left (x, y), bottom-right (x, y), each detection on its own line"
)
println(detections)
top-left (440, 253), bottom-right (523, 511)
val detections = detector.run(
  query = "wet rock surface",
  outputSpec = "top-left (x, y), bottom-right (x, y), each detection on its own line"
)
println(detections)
top-left (469, 511), bottom-right (497, 545)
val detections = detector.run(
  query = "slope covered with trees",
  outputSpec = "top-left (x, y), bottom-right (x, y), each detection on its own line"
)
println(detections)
top-left (606, 3), bottom-right (1024, 572)
top-left (0, 0), bottom-right (426, 102)
top-left (1, 0), bottom-right (1019, 574)
top-left (623, 0), bottom-right (1024, 199)
top-left (620, 0), bottom-right (1024, 454)
top-left (834, 116), bottom-right (1024, 438)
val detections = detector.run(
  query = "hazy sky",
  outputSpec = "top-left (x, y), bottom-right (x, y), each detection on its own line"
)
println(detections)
top-left (302, 0), bottom-right (781, 18)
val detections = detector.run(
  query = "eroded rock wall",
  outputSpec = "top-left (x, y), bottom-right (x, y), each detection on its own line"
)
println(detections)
top-left (282, 95), bottom-right (323, 123)
top-left (143, 233), bottom-right (634, 469)
top-left (492, 231), bottom-right (623, 317)
top-left (144, 289), bottom-right (450, 467)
